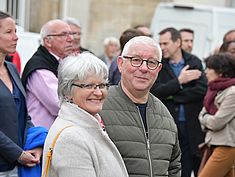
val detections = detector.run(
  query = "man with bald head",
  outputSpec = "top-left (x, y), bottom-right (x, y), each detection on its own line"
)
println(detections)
top-left (22, 19), bottom-right (74, 129)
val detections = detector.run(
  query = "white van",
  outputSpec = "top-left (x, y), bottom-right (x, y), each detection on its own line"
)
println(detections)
top-left (150, 2), bottom-right (235, 59)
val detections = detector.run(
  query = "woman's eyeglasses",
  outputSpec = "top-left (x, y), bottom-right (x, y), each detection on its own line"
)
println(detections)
top-left (72, 83), bottom-right (110, 90)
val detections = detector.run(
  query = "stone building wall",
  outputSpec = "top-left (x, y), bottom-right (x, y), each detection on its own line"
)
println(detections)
top-left (88, 0), bottom-right (159, 55)
top-left (27, 0), bottom-right (232, 55)
top-left (29, 0), bottom-right (61, 32)
top-left (28, 0), bottom-right (160, 55)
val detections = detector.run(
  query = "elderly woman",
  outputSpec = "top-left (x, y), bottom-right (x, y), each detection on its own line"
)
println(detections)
top-left (42, 53), bottom-right (128, 177)
top-left (198, 53), bottom-right (235, 177)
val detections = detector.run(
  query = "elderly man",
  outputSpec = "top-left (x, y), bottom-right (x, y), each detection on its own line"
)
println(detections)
top-left (100, 36), bottom-right (181, 177)
top-left (99, 36), bottom-right (120, 68)
top-left (21, 19), bottom-right (74, 130)
top-left (63, 17), bottom-right (92, 54)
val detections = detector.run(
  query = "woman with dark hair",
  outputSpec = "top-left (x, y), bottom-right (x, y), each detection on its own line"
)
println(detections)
top-left (0, 11), bottom-right (46, 177)
top-left (198, 53), bottom-right (235, 177)
top-left (219, 40), bottom-right (235, 57)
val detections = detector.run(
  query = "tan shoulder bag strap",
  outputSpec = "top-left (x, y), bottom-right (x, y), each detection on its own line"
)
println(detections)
top-left (41, 125), bottom-right (73, 177)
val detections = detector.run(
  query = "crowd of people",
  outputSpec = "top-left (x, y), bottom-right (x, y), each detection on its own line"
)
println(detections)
top-left (0, 9), bottom-right (235, 177)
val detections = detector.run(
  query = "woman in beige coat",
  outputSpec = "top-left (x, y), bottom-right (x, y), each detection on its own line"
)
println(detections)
top-left (42, 53), bottom-right (128, 177)
top-left (198, 53), bottom-right (235, 177)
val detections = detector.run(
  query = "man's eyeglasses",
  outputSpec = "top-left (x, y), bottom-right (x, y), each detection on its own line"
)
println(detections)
top-left (72, 32), bottom-right (82, 38)
top-left (123, 56), bottom-right (161, 70)
top-left (46, 32), bottom-right (77, 39)
top-left (72, 83), bottom-right (110, 90)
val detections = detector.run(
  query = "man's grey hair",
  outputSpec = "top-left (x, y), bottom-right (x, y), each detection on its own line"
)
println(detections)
top-left (121, 36), bottom-right (162, 61)
top-left (40, 19), bottom-right (64, 46)
top-left (57, 52), bottom-right (108, 104)
top-left (63, 17), bottom-right (81, 28)
top-left (103, 36), bottom-right (120, 47)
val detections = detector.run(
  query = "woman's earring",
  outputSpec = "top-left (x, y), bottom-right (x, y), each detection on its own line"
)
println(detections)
top-left (65, 97), bottom-right (73, 103)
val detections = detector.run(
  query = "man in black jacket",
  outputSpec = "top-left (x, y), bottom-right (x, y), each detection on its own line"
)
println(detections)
top-left (150, 27), bottom-right (207, 177)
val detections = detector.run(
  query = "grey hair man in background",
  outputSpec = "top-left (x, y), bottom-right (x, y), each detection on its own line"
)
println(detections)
top-left (63, 17), bottom-right (93, 54)
top-left (99, 36), bottom-right (120, 68)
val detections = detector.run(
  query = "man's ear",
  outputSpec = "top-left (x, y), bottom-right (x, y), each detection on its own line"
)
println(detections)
top-left (175, 38), bottom-right (181, 48)
top-left (117, 56), bottom-right (123, 73)
top-left (157, 63), bottom-right (162, 72)
top-left (44, 37), bottom-right (52, 48)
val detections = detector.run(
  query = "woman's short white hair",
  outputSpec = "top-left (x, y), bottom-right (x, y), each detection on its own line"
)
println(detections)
top-left (58, 52), bottom-right (108, 103)
top-left (121, 36), bottom-right (162, 61)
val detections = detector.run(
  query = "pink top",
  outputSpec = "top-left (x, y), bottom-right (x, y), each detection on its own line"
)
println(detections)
top-left (26, 69), bottom-right (60, 129)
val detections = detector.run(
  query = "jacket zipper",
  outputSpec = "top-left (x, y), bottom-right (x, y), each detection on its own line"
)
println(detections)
top-left (137, 107), bottom-right (153, 177)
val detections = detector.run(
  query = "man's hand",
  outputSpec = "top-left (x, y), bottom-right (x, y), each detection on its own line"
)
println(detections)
top-left (27, 147), bottom-right (43, 163)
top-left (18, 147), bottom-right (43, 167)
top-left (178, 65), bottom-right (201, 84)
